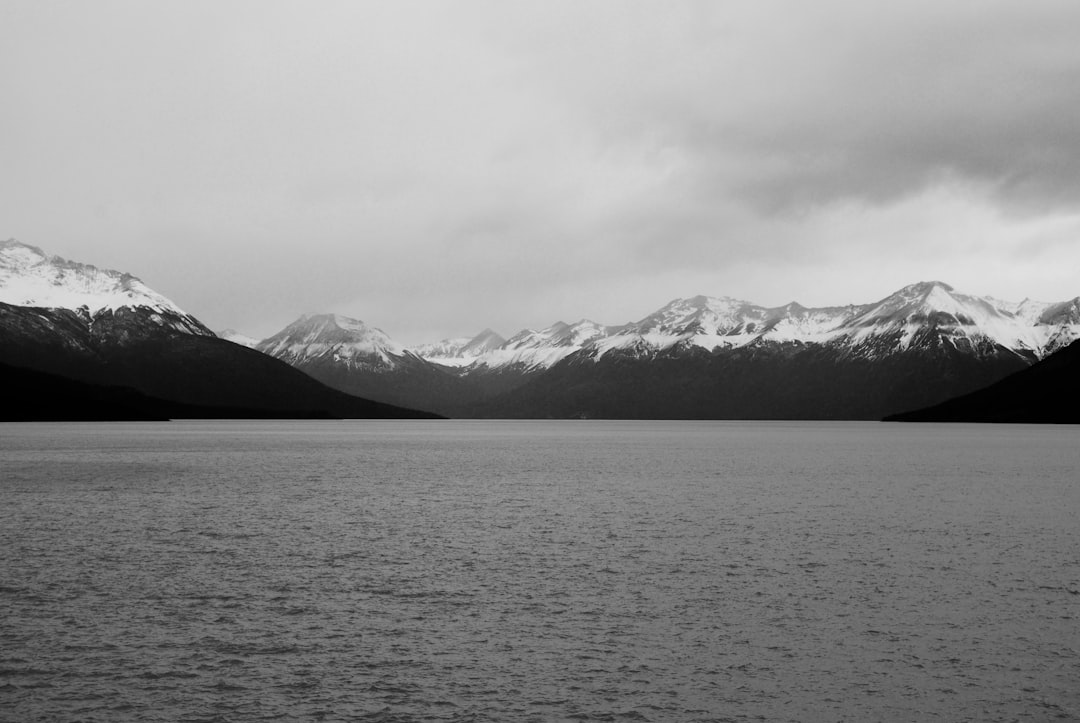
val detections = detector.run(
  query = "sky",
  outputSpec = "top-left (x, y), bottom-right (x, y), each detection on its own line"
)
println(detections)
top-left (3, 0), bottom-right (1080, 345)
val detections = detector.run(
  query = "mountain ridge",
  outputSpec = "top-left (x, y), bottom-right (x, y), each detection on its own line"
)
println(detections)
top-left (395, 281), bottom-right (1078, 372)
top-left (0, 239), bottom-right (210, 336)
top-left (0, 240), bottom-right (440, 419)
top-left (388, 282), bottom-right (1078, 372)
top-left (244, 279), bottom-right (1079, 419)
top-left (6, 237), bottom-right (1078, 420)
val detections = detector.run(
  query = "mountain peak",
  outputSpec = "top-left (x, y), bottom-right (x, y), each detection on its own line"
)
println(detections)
top-left (678, 294), bottom-right (749, 309)
top-left (635, 294), bottom-right (765, 341)
top-left (0, 238), bottom-right (212, 336)
top-left (861, 281), bottom-right (970, 316)
top-left (276, 312), bottom-right (395, 344)
top-left (258, 312), bottom-right (404, 368)
top-left (465, 328), bottom-right (506, 353)
top-left (836, 280), bottom-right (1059, 355)
top-left (294, 312), bottom-right (375, 335)
top-left (899, 280), bottom-right (955, 295)
top-left (216, 329), bottom-right (261, 348)
top-left (0, 238), bottom-right (48, 258)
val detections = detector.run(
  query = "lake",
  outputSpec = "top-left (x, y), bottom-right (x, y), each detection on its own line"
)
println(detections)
top-left (1, 420), bottom-right (1078, 721)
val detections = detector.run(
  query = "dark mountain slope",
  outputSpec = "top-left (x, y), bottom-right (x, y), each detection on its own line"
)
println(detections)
top-left (0, 303), bottom-right (441, 419)
top-left (884, 339), bottom-right (1080, 423)
top-left (254, 313), bottom-right (486, 416)
top-left (0, 362), bottom-right (338, 421)
top-left (2, 362), bottom-right (170, 421)
top-left (286, 355), bottom-right (486, 418)
top-left (470, 342), bottom-right (1028, 420)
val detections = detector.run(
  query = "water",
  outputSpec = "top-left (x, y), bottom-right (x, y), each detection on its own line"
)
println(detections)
top-left (1, 420), bottom-right (1078, 722)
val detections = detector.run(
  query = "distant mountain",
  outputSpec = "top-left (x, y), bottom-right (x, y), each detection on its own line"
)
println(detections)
top-left (883, 339), bottom-right (1080, 423)
top-left (0, 240), bottom-right (439, 419)
top-left (255, 279), bottom-right (1079, 419)
top-left (216, 329), bottom-right (260, 348)
top-left (254, 313), bottom-right (481, 415)
top-left (413, 328), bottom-right (506, 366)
top-left (461, 281), bottom-right (1076, 419)
top-left (472, 337), bottom-right (1026, 420)
top-left (13, 237), bottom-right (1076, 420)
top-left (259, 280), bottom-right (1062, 417)
top-left (415, 281), bottom-right (1077, 371)
top-left (259, 313), bottom-right (407, 370)
top-left (833, 281), bottom-right (1078, 360)
top-left (254, 316), bottom-right (629, 413)
top-left (409, 322), bottom-right (614, 405)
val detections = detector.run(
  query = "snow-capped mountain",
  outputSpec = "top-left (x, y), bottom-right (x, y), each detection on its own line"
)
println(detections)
top-left (12, 235), bottom-right (1068, 421)
top-left (216, 329), bottom-right (261, 348)
top-left (254, 313), bottom-right (478, 414)
top-left (836, 281), bottom-right (1073, 359)
top-left (412, 328), bottom-right (507, 367)
top-left (585, 296), bottom-right (861, 359)
top-left (469, 320), bottom-right (611, 371)
top-left (0, 239), bottom-right (212, 337)
top-left (257, 313), bottom-right (409, 371)
top-left (408, 281), bottom-right (1079, 372)
top-left (1032, 298), bottom-right (1080, 354)
top-left (254, 279), bottom-right (1077, 418)
top-left (414, 321), bottom-right (619, 372)
top-left (0, 241), bottom-right (435, 418)
top-left (405, 280), bottom-right (1080, 418)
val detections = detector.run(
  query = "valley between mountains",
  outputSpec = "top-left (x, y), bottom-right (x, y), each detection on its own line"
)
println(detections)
top-left (3, 238), bottom-right (1079, 421)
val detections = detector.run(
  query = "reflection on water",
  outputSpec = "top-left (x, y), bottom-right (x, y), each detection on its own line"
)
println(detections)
top-left (2, 420), bottom-right (1078, 721)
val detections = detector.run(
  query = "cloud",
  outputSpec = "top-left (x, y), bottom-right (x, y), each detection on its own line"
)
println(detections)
top-left (483, 0), bottom-right (1080, 211)
top-left (3, 1), bottom-right (1080, 342)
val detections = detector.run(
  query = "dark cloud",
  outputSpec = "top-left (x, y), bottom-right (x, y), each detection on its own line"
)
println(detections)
top-left (544, 1), bottom-right (1080, 212)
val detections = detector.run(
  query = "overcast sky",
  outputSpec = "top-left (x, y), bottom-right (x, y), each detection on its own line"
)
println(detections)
top-left (3, 1), bottom-right (1080, 343)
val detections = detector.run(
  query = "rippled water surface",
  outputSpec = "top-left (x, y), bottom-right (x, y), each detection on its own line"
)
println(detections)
top-left (2, 420), bottom-right (1078, 722)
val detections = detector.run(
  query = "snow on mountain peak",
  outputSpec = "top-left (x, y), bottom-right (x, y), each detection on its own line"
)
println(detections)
top-left (411, 281), bottom-right (1079, 369)
top-left (854, 281), bottom-right (988, 323)
top-left (466, 328), bottom-right (507, 352)
top-left (0, 239), bottom-right (211, 336)
top-left (466, 319), bottom-right (610, 370)
top-left (257, 312), bottom-right (405, 369)
top-left (415, 319), bottom-right (613, 371)
top-left (411, 327), bottom-right (509, 367)
top-left (602, 294), bottom-right (772, 353)
top-left (2, 239), bottom-right (175, 312)
top-left (216, 329), bottom-right (261, 348)
top-left (902, 280), bottom-right (954, 294)
top-left (640, 295), bottom-right (762, 332)
top-left (411, 336), bottom-right (474, 363)
top-left (838, 280), bottom-right (1069, 355)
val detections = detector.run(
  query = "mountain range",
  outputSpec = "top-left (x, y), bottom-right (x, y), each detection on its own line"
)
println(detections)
top-left (246, 280), bottom-right (1080, 419)
top-left (0, 240), bottom-right (439, 420)
top-left (3, 238), bottom-right (1078, 421)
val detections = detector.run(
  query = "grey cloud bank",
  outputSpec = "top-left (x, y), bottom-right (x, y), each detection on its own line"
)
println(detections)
top-left (2, 0), bottom-right (1079, 344)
